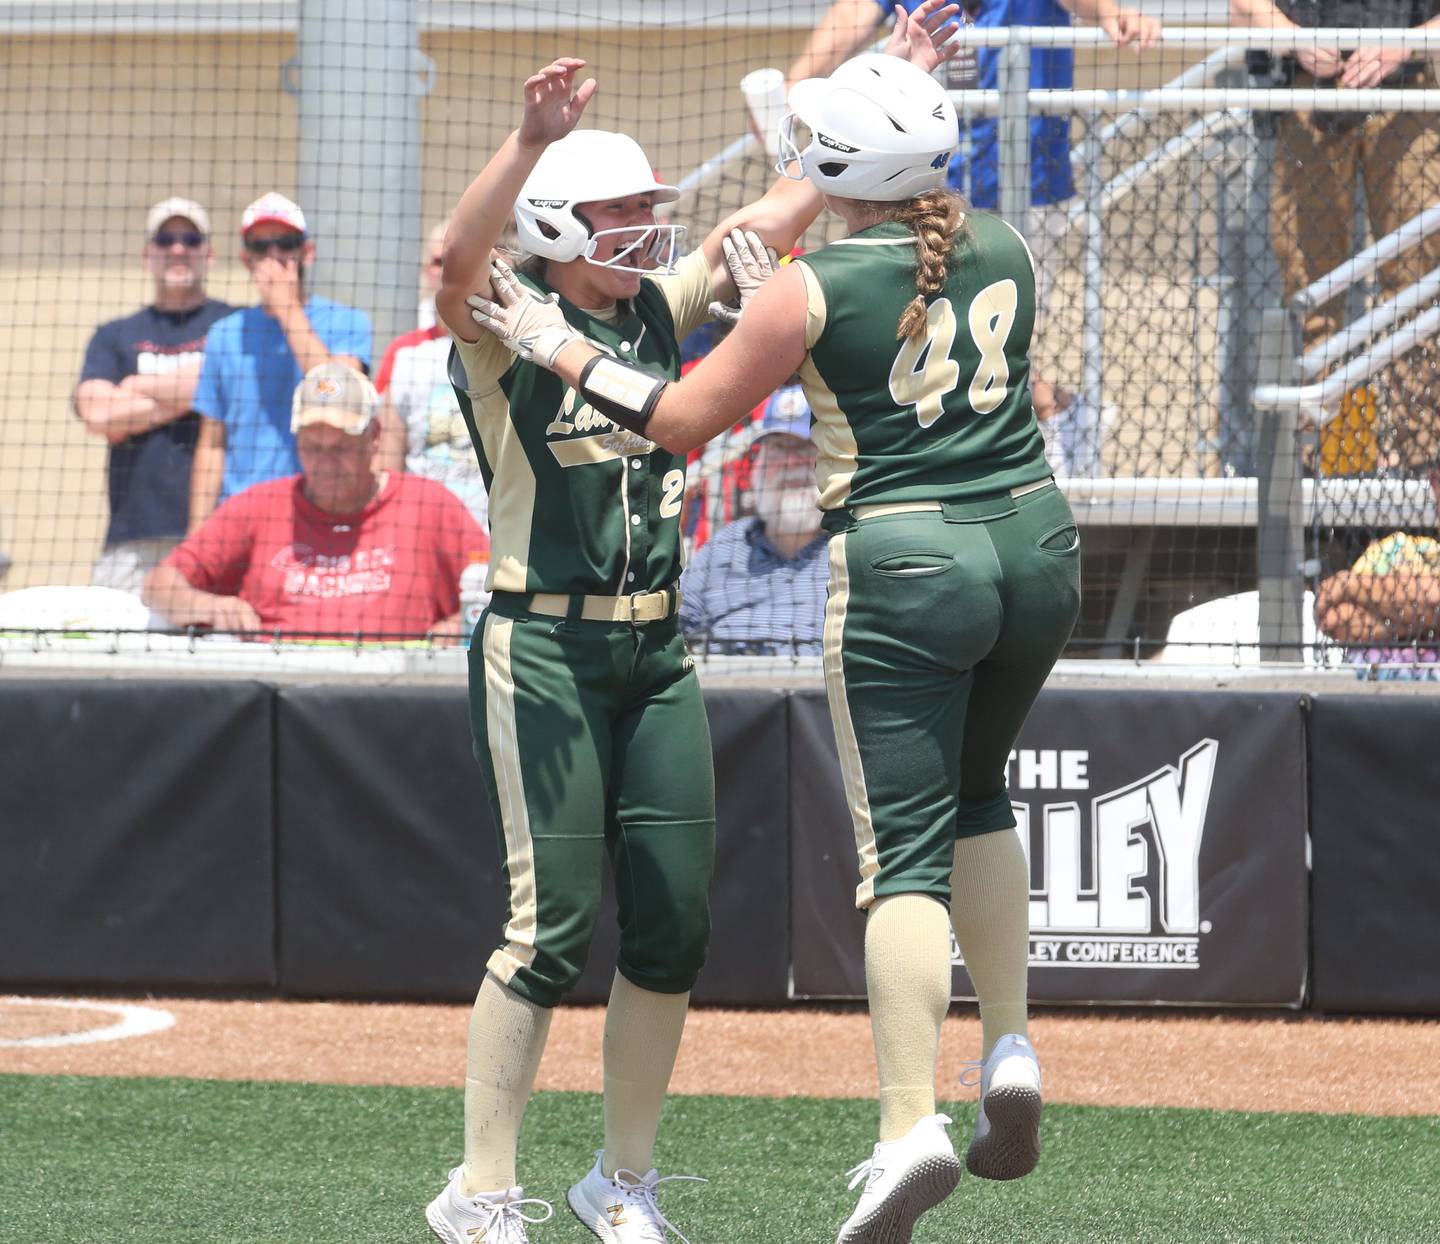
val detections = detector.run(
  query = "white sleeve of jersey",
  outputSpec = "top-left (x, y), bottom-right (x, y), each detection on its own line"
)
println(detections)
top-left (451, 330), bottom-right (513, 395)
top-left (796, 261), bottom-right (828, 351)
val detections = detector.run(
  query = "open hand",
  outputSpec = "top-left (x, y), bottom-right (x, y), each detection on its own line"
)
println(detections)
top-left (467, 255), bottom-right (581, 369)
top-left (1296, 44), bottom-right (1345, 78)
top-left (204, 595), bottom-right (262, 634)
top-left (708, 229), bottom-right (778, 326)
top-left (1339, 45), bottom-right (1409, 89)
top-left (884, 0), bottom-right (964, 74)
top-left (517, 58), bottom-right (598, 149)
top-left (253, 255), bottom-right (303, 316)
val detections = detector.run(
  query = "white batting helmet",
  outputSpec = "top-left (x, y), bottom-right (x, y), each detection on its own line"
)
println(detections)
top-left (513, 130), bottom-right (684, 269)
top-left (778, 55), bottom-right (957, 202)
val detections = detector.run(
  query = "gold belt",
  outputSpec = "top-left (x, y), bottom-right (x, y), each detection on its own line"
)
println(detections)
top-left (851, 477), bottom-right (1054, 521)
top-left (524, 588), bottom-right (681, 624)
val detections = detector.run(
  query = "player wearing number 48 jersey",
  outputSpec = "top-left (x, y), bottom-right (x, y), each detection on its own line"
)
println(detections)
top-left (415, 27), bottom-right (966, 1241)
top-left (472, 32), bottom-right (1080, 1244)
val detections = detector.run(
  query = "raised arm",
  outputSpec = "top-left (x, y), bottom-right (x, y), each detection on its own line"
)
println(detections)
top-left (708, 0), bottom-right (961, 303)
top-left (784, 0), bottom-right (891, 92)
top-left (188, 416), bottom-right (226, 532)
top-left (436, 58), bottom-right (596, 343)
top-left (700, 179), bottom-right (824, 305)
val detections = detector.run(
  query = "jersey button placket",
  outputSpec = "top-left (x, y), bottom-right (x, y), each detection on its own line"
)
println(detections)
top-left (627, 455), bottom-right (651, 592)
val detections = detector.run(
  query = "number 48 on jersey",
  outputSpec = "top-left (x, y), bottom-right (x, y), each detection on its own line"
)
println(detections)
top-left (888, 279), bottom-right (1019, 429)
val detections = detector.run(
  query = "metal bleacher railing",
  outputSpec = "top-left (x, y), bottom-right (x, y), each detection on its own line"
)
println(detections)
top-left (672, 22), bottom-right (1440, 663)
top-left (938, 24), bottom-right (1440, 661)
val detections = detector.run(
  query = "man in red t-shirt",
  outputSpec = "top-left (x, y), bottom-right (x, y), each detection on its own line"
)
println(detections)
top-left (143, 361), bottom-right (488, 641)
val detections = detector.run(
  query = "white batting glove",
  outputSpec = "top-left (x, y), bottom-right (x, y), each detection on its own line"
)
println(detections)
top-left (467, 255), bottom-right (581, 370)
top-left (707, 228), bottom-right (777, 326)
top-left (707, 298), bottom-right (743, 328)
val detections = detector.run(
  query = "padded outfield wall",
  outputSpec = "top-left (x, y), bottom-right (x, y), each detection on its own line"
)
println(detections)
top-left (3, 677), bottom-right (1437, 1014)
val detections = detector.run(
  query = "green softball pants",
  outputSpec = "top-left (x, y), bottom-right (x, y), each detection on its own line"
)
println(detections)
top-left (467, 601), bottom-right (716, 1008)
top-left (821, 481), bottom-right (1081, 910)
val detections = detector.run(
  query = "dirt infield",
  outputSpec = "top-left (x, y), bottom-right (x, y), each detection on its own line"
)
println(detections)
top-left (3, 996), bottom-right (1438, 1117)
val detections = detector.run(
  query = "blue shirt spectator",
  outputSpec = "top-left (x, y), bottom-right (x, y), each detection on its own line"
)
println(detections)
top-left (783, 0), bottom-right (1160, 208)
top-left (194, 296), bottom-right (372, 499)
top-left (189, 192), bottom-right (372, 523)
top-left (886, 0), bottom-right (1075, 206)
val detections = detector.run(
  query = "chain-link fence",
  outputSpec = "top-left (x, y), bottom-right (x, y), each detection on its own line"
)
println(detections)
top-left (1, 3), bottom-right (1437, 674)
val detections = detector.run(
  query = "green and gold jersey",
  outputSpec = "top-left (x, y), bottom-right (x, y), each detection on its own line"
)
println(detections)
top-left (450, 249), bottom-right (714, 596)
top-left (795, 213), bottom-right (1050, 510)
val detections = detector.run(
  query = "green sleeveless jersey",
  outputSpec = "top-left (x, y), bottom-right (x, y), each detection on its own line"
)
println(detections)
top-left (449, 251), bottom-right (712, 596)
top-left (795, 213), bottom-right (1050, 510)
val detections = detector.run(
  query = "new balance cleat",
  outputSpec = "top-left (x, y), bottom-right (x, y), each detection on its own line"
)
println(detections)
top-left (425, 1167), bottom-right (553, 1244)
top-left (835, 1113), bottom-right (961, 1244)
top-left (567, 1150), bottom-right (706, 1243)
top-left (963, 1032), bottom-right (1042, 1181)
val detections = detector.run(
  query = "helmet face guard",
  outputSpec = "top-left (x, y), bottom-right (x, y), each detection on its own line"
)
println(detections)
top-left (776, 112), bottom-right (813, 182)
top-left (581, 223), bottom-right (688, 274)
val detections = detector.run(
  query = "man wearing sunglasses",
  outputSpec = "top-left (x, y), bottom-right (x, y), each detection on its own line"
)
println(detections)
top-left (189, 191), bottom-right (372, 532)
top-left (72, 197), bottom-right (235, 593)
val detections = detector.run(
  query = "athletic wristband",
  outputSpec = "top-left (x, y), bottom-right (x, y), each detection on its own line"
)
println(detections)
top-left (577, 354), bottom-right (669, 437)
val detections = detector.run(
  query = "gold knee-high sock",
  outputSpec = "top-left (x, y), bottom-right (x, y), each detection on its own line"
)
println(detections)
top-left (601, 972), bottom-right (690, 1178)
top-left (950, 829), bottom-right (1031, 1059)
top-left (864, 893), bottom-right (953, 1142)
top-left (462, 972), bottom-right (553, 1195)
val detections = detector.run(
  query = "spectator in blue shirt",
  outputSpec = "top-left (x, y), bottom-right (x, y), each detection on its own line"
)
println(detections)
top-left (72, 197), bottom-right (235, 592)
top-left (781, 0), bottom-right (1159, 425)
top-left (189, 192), bottom-right (371, 529)
top-left (680, 384), bottom-right (830, 656)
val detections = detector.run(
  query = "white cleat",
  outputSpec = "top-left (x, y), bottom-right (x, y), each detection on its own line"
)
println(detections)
top-left (567, 1151), bottom-right (707, 1243)
top-left (425, 1167), bottom-right (554, 1244)
top-left (963, 1032), bottom-right (1043, 1181)
top-left (835, 1113), bottom-right (961, 1244)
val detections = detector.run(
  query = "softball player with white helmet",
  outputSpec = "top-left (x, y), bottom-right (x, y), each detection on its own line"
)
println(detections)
top-left (472, 10), bottom-right (1077, 1240)
top-left (419, 30), bottom-right (973, 1240)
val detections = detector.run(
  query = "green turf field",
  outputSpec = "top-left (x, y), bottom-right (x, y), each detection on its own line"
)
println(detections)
top-left (3, 1074), bottom-right (1437, 1243)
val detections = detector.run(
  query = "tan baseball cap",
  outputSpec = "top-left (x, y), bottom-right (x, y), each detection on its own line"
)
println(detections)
top-left (290, 362), bottom-right (379, 435)
top-left (146, 197), bottom-right (211, 238)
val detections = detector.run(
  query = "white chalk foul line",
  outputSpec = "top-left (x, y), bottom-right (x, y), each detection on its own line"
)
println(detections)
top-left (0, 997), bottom-right (176, 1048)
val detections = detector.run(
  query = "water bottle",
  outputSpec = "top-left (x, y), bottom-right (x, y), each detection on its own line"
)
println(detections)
top-left (459, 557), bottom-right (490, 648)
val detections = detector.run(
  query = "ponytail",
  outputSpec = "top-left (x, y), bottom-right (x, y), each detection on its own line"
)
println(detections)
top-left (892, 190), bottom-right (966, 342)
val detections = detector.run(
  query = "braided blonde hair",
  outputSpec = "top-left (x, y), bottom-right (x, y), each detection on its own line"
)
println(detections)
top-left (879, 190), bottom-right (967, 342)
